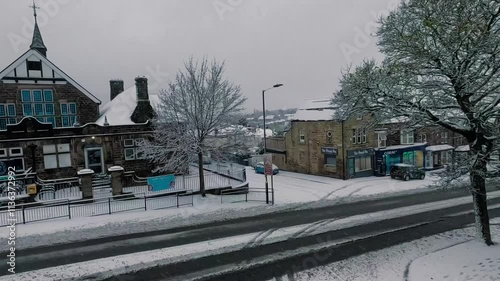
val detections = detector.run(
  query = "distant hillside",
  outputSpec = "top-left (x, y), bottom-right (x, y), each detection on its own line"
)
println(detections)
top-left (238, 108), bottom-right (298, 137)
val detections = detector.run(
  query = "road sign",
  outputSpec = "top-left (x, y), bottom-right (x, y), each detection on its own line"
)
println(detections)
top-left (264, 154), bottom-right (273, 175)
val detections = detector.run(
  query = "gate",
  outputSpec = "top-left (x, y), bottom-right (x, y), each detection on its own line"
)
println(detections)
top-left (92, 174), bottom-right (112, 198)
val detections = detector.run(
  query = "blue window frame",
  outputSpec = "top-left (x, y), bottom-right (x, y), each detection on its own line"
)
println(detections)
top-left (61, 104), bottom-right (68, 115)
top-left (21, 90), bottom-right (31, 102)
top-left (43, 90), bottom-right (53, 102)
top-left (0, 105), bottom-right (5, 117)
top-left (45, 104), bottom-right (54, 115)
top-left (8, 118), bottom-right (16, 125)
top-left (0, 119), bottom-right (6, 130)
top-left (69, 103), bottom-right (77, 115)
top-left (33, 90), bottom-right (43, 102)
top-left (46, 117), bottom-right (55, 126)
top-left (34, 104), bottom-right (44, 116)
top-left (69, 116), bottom-right (76, 126)
top-left (7, 104), bottom-right (15, 117)
top-left (61, 116), bottom-right (69, 127)
top-left (23, 104), bottom-right (33, 116)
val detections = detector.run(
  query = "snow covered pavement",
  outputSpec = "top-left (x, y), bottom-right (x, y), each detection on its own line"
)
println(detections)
top-left (281, 219), bottom-right (500, 281)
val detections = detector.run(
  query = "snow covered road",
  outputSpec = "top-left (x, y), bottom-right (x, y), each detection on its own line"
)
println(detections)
top-left (2, 190), bottom-right (500, 280)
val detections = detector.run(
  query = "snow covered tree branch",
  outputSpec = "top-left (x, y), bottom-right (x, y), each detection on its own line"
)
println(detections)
top-left (333, 0), bottom-right (500, 245)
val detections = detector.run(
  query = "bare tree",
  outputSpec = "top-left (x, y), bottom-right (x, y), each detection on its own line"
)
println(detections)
top-left (141, 57), bottom-right (247, 197)
top-left (334, 0), bottom-right (500, 245)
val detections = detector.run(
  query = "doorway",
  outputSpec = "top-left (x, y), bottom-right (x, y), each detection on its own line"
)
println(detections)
top-left (84, 147), bottom-right (104, 174)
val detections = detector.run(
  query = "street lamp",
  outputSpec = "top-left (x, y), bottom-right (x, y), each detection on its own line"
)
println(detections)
top-left (262, 83), bottom-right (283, 154)
top-left (262, 83), bottom-right (283, 205)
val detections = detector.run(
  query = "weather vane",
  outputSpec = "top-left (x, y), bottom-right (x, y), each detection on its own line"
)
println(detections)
top-left (30, 0), bottom-right (40, 19)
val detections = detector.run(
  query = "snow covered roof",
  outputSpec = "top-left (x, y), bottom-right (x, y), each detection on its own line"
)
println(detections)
top-left (96, 85), bottom-right (160, 126)
top-left (291, 98), bottom-right (336, 121)
top-left (455, 145), bottom-right (470, 152)
top-left (258, 115), bottom-right (275, 120)
top-left (425, 145), bottom-right (454, 152)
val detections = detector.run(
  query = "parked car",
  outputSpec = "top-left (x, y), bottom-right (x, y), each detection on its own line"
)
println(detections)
top-left (255, 162), bottom-right (279, 175)
top-left (390, 163), bottom-right (425, 181)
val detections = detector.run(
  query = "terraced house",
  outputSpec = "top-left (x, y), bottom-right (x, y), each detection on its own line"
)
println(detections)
top-left (0, 10), bottom-right (156, 178)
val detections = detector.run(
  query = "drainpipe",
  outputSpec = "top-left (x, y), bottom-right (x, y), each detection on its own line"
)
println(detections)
top-left (28, 144), bottom-right (37, 173)
top-left (342, 120), bottom-right (346, 180)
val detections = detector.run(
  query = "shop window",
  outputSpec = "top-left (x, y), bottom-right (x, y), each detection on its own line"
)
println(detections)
top-left (441, 132), bottom-right (449, 144)
top-left (299, 130), bottom-right (305, 144)
top-left (355, 156), bottom-right (372, 171)
top-left (325, 154), bottom-right (337, 166)
top-left (43, 144), bottom-right (71, 169)
top-left (400, 130), bottom-right (414, 145)
top-left (442, 150), bottom-right (452, 164)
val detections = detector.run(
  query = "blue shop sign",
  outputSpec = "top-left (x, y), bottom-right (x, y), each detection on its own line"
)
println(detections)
top-left (321, 147), bottom-right (338, 155)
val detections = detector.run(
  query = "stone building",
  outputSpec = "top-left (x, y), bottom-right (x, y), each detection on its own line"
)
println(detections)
top-left (284, 98), bottom-right (376, 179)
top-left (0, 9), bottom-right (156, 179)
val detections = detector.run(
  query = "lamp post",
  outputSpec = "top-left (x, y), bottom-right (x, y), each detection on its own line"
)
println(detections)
top-left (262, 83), bottom-right (283, 204)
top-left (262, 84), bottom-right (283, 154)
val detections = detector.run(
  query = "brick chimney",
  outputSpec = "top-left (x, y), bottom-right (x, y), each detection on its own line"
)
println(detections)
top-left (110, 79), bottom-right (124, 101)
top-left (131, 76), bottom-right (155, 123)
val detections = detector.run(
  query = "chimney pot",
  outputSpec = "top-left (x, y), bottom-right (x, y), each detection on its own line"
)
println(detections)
top-left (110, 79), bottom-right (124, 101)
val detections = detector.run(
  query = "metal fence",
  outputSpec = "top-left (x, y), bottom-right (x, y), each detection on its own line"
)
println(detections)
top-left (36, 176), bottom-right (81, 201)
top-left (0, 191), bottom-right (193, 227)
top-left (221, 187), bottom-right (273, 205)
top-left (124, 169), bottom-right (245, 195)
top-left (201, 162), bottom-right (247, 182)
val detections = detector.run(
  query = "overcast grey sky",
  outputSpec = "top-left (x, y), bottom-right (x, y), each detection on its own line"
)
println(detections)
top-left (0, 0), bottom-right (398, 112)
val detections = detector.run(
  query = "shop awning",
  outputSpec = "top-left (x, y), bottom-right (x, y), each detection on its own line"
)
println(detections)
top-left (425, 145), bottom-right (454, 152)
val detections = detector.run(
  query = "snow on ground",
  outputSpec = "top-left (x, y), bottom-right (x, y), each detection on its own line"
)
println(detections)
top-left (246, 167), bottom-right (445, 204)
top-left (5, 201), bottom-right (498, 281)
top-left (283, 218), bottom-right (500, 281)
top-left (0, 167), bottom-right (463, 251)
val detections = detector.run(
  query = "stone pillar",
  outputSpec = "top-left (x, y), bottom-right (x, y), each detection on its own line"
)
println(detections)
top-left (78, 169), bottom-right (94, 199)
top-left (109, 166), bottom-right (124, 196)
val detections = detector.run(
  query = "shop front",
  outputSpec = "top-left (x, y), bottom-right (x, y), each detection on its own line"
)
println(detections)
top-left (374, 144), bottom-right (427, 176)
top-left (347, 148), bottom-right (374, 178)
top-left (425, 145), bottom-right (454, 170)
